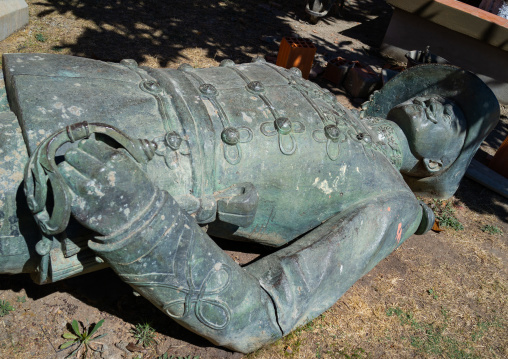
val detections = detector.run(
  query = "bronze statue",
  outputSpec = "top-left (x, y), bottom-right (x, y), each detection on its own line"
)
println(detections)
top-left (0, 54), bottom-right (499, 353)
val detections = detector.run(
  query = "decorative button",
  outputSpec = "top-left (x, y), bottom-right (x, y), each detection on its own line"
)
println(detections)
top-left (274, 117), bottom-right (292, 135)
top-left (247, 81), bottom-right (265, 93)
top-left (165, 132), bottom-right (182, 150)
top-left (220, 59), bottom-right (235, 67)
top-left (178, 63), bottom-right (194, 72)
top-left (289, 67), bottom-right (302, 77)
top-left (252, 57), bottom-right (266, 63)
top-left (142, 80), bottom-right (161, 93)
top-left (324, 125), bottom-right (340, 141)
top-left (199, 83), bottom-right (218, 96)
top-left (221, 127), bottom-right (240, 145)
top-left (120, 59), bottom-right (138, 69)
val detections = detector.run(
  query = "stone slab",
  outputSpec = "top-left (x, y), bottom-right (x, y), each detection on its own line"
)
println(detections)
top-left (388, 0), bottom-right (508, 51)
top-left (381, 2), bottom-right (508, 104)
top-left (0, 0), bottom-right (29, 42)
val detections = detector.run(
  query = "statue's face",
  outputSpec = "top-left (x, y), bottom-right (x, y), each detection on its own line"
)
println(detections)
top-left (387, 95), bottom-right (467, 177)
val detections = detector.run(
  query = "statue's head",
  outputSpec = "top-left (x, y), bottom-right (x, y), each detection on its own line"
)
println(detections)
top-left (387, 94), bottom-right (467, 177)
top-left (360, 64), bottom-right (499, 198)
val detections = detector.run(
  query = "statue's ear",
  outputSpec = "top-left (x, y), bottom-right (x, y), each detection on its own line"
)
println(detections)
top-left (423, 158), bottom-right (443, 173)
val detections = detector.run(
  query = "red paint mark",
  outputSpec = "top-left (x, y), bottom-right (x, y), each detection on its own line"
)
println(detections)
top-left (387, 207), bottom-right (391, 212)
top-left (396, 222), bottom-right (402, 243)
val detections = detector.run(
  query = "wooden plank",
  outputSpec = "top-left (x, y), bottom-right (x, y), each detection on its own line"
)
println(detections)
top-left (465, 159), bottom-right (508, 198)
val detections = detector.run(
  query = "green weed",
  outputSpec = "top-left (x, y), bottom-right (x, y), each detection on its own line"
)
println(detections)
top-left (427, 288), bottom-right (439, 300)
top-left (336, 347), bottom-right (368, 358)
top-left (386, 306), bottom-right (478, 358)
top-left (430, 200), bottom-right (464, 230)
top-left (281, 317), bottom-right (322, 356)
top-left (0, 300), bottom-right (14, 317)
top-left (60, 319), bottom-right (106, 358)
top-left (471, 320), bottom-right (503, 341)
top-left (131, 322), bottom-right (156, 347)
top-left (16, 296), bottom-right (26, 303)
top-left (481, 224), bottom-right (503, 235)
top-left (35, 33), bottom-right (47, 42)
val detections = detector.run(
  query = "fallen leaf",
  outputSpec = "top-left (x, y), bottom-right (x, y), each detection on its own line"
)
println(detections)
top-left (432, 220), bottom-right (444, 232)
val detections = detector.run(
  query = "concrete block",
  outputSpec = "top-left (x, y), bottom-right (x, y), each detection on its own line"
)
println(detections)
top-left (381, 0), bottom-right (508, 104)
top-left (0, 0), bottom-right (29, 41)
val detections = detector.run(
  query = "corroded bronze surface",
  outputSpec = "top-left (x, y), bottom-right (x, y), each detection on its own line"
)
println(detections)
top-left (0, 54), bottom-right (499, 352)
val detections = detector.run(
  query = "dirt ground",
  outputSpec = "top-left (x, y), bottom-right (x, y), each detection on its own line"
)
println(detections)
top-left (0, 0), bottom-right (507, 358)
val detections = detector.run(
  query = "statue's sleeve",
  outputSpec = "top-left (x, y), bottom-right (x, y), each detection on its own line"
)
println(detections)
top-left (245, 191), bottom-right (423, 334)
top-left (88, 187), bottom-right (423, 353)
top-left (88, 187), bottom-right (282, 353)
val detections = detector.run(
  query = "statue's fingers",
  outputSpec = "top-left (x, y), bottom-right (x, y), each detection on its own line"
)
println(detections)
top-left (63, 147), bottom-right (105, 177)
top-left (77, 138), bottom-right (120, 163)
top-left (57, 161), bottom-right (91, 197)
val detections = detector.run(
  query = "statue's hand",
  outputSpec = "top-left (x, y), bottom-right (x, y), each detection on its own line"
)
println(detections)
top-left (58, 139), bottom-right (156, 235)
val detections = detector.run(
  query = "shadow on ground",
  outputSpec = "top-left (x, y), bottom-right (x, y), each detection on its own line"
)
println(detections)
top-left (32, 0), bottom-right (392, 66)
top-left (34, 0), bottom-right (299, 65)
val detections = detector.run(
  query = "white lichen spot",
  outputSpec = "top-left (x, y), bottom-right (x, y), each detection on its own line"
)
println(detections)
top-left (75, 196), bottom-right (86, 210)
top-left (52, 96), bottom-right (58, 101)
top-left (86, 180), bottom-right (105, 197)
top-left (124, 208), bottom-right (131, 217)
top-left (68, 106), bottom-right (83, 116)
top-left (36, 106), bottom-right (47, 115)
top-left (107, 171), bottom-right (116, 186)
top-left (161, 215), bottom-right (165, 221)
top-left (38, 129), bottom-right (45, 135)
top-left (74, 83), bottom-right (81, 87)
top-left (340, 264), bottom-right (343, 274)
top-left (241, 112), bottom-right (253, 123)
top-left (313, 178), bottom-right (333, 195)
top-left (53, 102), bottom-right (64, 110)
top-left (214, 262), bottom-right (222, 271)
top-left (16, 58), bottom-right (23, 63)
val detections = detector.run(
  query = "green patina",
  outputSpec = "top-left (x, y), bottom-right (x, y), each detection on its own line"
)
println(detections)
top-left (0, 54), bottom-right (499, 353)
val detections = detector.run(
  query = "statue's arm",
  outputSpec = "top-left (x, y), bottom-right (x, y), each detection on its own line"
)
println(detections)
top-left (246, 190), bottom-right (425, 333)
top-left (58, 139), bottom-right (282, 353)
top-left (57, 139), bottom-right (428, 353)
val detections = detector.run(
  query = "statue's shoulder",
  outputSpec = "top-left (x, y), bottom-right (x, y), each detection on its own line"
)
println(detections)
top-left (2, 53), bottom-right (139, 84)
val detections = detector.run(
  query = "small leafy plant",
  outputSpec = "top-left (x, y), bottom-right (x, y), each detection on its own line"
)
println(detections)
top-left (427, 288), bottom-right (438, 300)
top-left (131, 322), bottom-right (156, 347)
top-left (430, 200), bottom-right (464, 231)
top-left (60, 319), bottom-right (106, 358)
top-left (35, 33), bottom-right (47, 42)
top-left (481, 224), bottom-right (503, 235)
top-left (0, 300), bottom-right (14, 317)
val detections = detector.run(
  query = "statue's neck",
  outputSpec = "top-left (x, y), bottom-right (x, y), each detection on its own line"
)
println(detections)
top-left (362, 117), bottom-right (418, 172)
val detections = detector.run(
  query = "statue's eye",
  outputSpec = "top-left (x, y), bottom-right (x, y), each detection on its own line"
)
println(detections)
top-left (413, 97), bottom-right (426, 107)
top-left (443, 105), bottom-right (454, 122)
